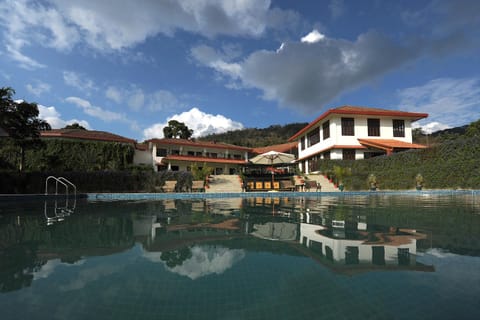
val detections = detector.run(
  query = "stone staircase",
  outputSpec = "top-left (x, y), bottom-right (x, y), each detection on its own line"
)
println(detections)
top-left (304, 174), bottom-right (340, 192)
top-left (206, 174), bottom-right (243, 193)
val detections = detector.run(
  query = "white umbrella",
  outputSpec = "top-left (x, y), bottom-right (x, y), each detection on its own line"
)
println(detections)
top-left (249, 151), bottom-right (296, 188)
top-left (249, 151), bottom-right (295, 165)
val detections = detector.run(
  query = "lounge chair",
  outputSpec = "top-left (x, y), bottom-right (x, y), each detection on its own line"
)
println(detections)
top-left (191, 180), bottom-right (205, 192)
top-left (280, 180), bottom-right (295, 191)
top-left (162, 180), bottom-right (177, 192)
top-left (304, 180), bottom-right (321, 192)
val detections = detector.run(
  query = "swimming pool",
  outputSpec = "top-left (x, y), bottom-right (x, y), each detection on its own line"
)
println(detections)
top-left (1, 193), bottom-right (479, 319)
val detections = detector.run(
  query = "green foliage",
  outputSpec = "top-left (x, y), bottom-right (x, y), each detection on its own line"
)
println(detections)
top-left (1, 139), bottom-right (135, 172)
top-left (163, 120), bottom-right (193, 139)
top-left (199, 123), bottom-right (308, 147)
top-left (191, 162), bottom-right (213, 181)
top-left (63, 122), bottom-right (86, 130)
top-left (0, 87), bottom-right (51, 171)
top-left (317, 135), bottom-right (480, 190)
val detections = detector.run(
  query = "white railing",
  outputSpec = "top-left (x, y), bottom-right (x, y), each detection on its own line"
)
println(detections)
top-left (44, 176), bottom-right (77, 225)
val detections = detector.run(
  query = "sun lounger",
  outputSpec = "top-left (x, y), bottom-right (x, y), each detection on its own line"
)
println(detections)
top-left (280, 180), bottom-right (295, 191)
top-left (162, 180), bottom-right (177, 192)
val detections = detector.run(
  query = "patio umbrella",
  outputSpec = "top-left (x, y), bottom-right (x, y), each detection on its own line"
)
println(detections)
top-left (249, 151), bottom-right (295, 187)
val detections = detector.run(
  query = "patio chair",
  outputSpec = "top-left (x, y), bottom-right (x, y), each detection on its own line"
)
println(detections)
top-left (191, 180), bottom-right (205, 192)
top-left (162, 180), bottom-right (177, 193)
top-left (304, 180), bottom-right (321, 192)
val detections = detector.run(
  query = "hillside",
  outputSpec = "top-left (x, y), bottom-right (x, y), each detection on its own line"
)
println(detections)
top-left (198, 123), bottom-right (308, 147)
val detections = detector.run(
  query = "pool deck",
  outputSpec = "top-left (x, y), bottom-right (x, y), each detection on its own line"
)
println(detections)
top-left (1, 189), bottom-right (478, 202)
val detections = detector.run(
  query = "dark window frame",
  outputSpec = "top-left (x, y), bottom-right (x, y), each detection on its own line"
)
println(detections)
top-left (322, 120), bottom-right (330, 140)
top-left (342, 149), bottom-right (356, 160)
top-left (307, 128), bottom-right (320, 147)
top-left (393, 119), bottom-right (405, 137)
top-left (367, 118), bottom-right (380, 136)
top-left (341, 118), bottom-right (355, 136)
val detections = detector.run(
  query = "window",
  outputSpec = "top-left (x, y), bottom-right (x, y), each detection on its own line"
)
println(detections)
top-left (393, 119), bottom-right (405, 137)
top-left (171, 149), bottom-right (180, 155)
top-left (341, 118), bottom-right (355, 136)
top-left (323, 151), bottom-right (330, 160)
top-left (187, 151), bottom-right (195, 156)
top-left (342, 149), bottom-right (355, 160)
top-left (195, 151), bottom-right (203, 157)
top-left (307, 129), bottom-right (320, 147)
top-left (300, 137), bottom-right (305, 150)
top-left (322, 121), bottom-right (330, 139)
top-left (156, 148), bottom-right (167, 157)
top-left (368, 118), bottom-right (380, 136)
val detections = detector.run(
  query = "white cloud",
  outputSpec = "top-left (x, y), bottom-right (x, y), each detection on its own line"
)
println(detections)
top-left (398, 78), bottom-right (480, 130)
top-left (63, 71), bottom-right (95, 93)
top-left (105, 85), bottom-right (183, 112)
top-left (143, 245), bottom-right (245, 280)
top-left (0, 0), bottom-right (297, 66)
top-left (301, 29), bottom-right (325, 43)
top-left (38, 104), bottom-right (91, 129)
top-left (65, 96), bottom-right (127, 122)
top-left (192, 31), bottom-right (419, 113)
top-left (105, 86), bottom-right (123, 104)
top-left (143, 107), bottom-right (244, 140)
top-left (26, 81), bottom-right (51, 96)
top-left (0, 0), bottom-right (78, 68)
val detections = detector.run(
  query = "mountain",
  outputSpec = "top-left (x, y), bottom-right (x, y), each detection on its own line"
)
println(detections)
top-left (198, 123), bottom-right (308, 147)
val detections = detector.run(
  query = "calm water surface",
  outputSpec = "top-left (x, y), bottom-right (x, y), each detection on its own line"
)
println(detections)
top-left (0, 194), bottom-right (479, 319)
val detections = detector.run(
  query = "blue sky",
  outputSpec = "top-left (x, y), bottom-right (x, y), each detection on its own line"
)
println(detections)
top-left (1, 0), bottom-right (479, 141)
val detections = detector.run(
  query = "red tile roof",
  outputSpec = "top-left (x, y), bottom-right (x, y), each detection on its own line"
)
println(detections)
top-left (358, 138), bottom-right (427, 150)
top-left (289, 106), bottom-right (428, 141)
top-left (252, 141), bottom-right (298, 154)
top-left (146, 138), bottom-right (252, 151)
top-left (162, 154), bottom-right (247, 165)
top-left (41, 129), bottom-right (136, 144)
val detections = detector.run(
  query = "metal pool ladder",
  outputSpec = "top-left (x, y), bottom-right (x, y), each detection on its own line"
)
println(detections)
top-left (44, 176), bottom-right (77, 225)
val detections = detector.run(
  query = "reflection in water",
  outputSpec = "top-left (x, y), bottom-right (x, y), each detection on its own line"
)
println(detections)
top-left (143, 245), bottom-right (246, 280)
top-left (1, 194), bottom-right (479, 293)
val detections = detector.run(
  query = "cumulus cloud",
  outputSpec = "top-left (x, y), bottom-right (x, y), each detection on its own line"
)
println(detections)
top-left (143, 107), bottom-right (244, 140)
top-left (26, 81), bottom-right (51, 96)
top-left (300, 29), bottom-right (325, 43)
top-left (398, 78), bottom-right (480, 131)
top-left (0, 0), bottom-right (297, 67)
top-left (192, 31), bottom-right (419, 113)
top-left (38, 104), bottom-right (91, 129)
top-left (143, 245), bottom-right (245, 280)
top-left (32, 259), bottom-right (85, 281)
top-left (0, 0), bottom-right (78, 68)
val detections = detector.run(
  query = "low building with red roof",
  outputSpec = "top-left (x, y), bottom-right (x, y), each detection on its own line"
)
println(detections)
top-left (288, 106), bottom-right (428, 173)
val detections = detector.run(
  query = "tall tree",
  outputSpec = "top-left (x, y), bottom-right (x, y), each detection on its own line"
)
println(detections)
top-left (163, 120), bottom-right (193, 139)
top-left (0, 87), bottom-right (51, 171)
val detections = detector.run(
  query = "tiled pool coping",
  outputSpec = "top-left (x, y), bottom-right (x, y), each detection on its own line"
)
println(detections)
top-left (88, 189), bottom-right (480, 200)
top-left (1, 190), bottom-right (478, 202)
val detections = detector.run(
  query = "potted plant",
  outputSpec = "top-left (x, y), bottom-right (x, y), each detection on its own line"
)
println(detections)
top-left (415, 173), bottom-right (424, 191)
top-left (367, 174), bottom-right (377, 191)
top-left (333, 165), bottom-right (351, 192)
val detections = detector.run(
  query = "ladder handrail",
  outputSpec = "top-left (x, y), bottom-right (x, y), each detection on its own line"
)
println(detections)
top-left (57, 177), bottom-right (76, 197)
top-left (45, 175), bottom-right (68, 195)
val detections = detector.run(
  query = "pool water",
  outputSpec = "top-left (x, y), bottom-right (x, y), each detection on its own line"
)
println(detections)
top-left (1, 194), bottom-right (479, 319)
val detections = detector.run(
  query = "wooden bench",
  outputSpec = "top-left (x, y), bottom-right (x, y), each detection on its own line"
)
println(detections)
top-left (191, 180), bottom-right (205, 192)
